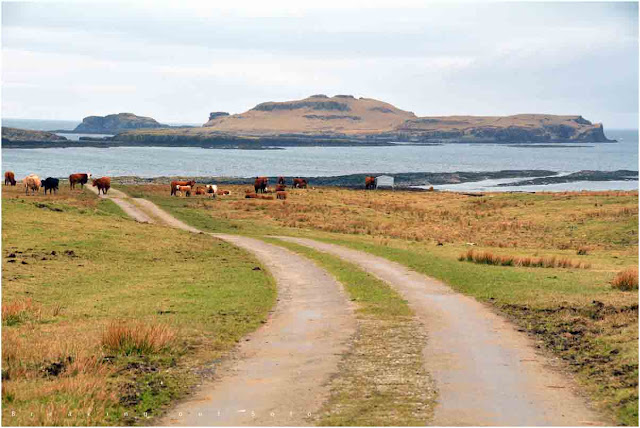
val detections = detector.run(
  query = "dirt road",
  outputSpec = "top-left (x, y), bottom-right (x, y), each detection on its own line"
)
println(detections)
top-left (275, 237), bottom-right (604, 426)
top-left (85, 186), bottom-right (155, 224)
top-left (88, 190), bottom-right (357, 425)
top-left (162, 235), bottom-right (356, 426)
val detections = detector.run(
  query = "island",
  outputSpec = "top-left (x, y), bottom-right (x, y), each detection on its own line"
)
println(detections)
top-left (113, 95), bottom-right (612, 146)
top-left (2, 95), bottom-right (614, 148)
top-left (73, 112), bottom-right (167, 134)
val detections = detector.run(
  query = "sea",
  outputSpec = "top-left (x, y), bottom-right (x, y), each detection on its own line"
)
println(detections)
top-left (2, 118), bottom-right (638, 192)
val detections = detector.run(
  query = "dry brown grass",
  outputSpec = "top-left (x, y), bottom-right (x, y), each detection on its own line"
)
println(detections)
top-left (611, 268), bottom-right (639, 291)
top-left (127, 184), bottom-right (637, 253)
top-left (2, 298), bottom-right (40, 326)
top-left (459, 249), bottom-right (591, 269)
top-left (101, 321), bottom-right (176, 355)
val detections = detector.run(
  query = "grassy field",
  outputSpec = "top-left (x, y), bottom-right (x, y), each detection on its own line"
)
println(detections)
top-left (1, 184), bottom-right (276, 425)
top-left (122, 183), bottom-right (638, 425)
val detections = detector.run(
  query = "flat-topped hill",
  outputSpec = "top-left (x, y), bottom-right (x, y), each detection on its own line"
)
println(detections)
top-left (74, 113), bottom-right (166, 133)
top-left (203, 95), bottom-right (416, 135)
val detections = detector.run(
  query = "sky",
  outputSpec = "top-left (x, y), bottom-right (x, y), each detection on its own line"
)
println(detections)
top-left (1, 1), bottom-right (638, 128)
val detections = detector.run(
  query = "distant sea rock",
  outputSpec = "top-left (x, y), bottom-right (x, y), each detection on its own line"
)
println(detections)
top-left (209, 112), bottom-right (230, 121)
top-left (74, 113), bottom-right (166, 134)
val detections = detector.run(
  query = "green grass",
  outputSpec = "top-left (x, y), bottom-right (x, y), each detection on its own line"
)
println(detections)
top-left (263, 238), bottom-right (434, 425)
top-left (2, 188), bottom-right (276, 426)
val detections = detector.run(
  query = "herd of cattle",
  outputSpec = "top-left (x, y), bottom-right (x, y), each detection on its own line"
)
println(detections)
top-left (168, 176), bottom-right (309, 201)
top-left (4, 172), bottom-right (380, 199)
top-left (4, 171), bottom-right (111, 195)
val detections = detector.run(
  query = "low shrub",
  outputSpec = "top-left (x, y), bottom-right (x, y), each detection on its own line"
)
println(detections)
top-left (611, 268), bottom-right (639, 291)
top-left (101, 321), bottom-right (175, 355)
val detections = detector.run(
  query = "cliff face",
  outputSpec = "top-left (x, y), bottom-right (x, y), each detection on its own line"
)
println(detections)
top-left (74, 113), bottom-right (165, 133)
top-left (2, 127), bottom-right (68, 142)
top-left (395, 114), bottom-right (610, 142)
top-left (115, 95), bottom-right (612, 144)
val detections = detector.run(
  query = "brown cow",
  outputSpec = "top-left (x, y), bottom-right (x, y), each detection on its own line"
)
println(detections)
top-left (277, 176), bottom-right (285, 185)
top-left (195, 186), bottom-right (206, 195)
top-left (275, 184), bottom-right (286, 192)
top-left (254, 176), bottom-right (269, 193)
top-left (23, 174), bottom-right (41, 195)
top-left (4, 171), bottom-right (16, 186)
top-left (217, 189), bottom-right (231, 196)
top-left (92, 177), bottom-right (111, 195)
top-left (293, 178), bottom-right (307, 189)
top-left (245, 193), bottom-right (258, 199)
top-left (176, 185), bottom-right (192, 197)
top-left (276, 191), bottom-right (287, 200)
top-left (171, 180), bottom-right (196, 196)
top-left (69, 173), bottom-right (91, 190)
top-left (365, 176), bottom-right (376, 190)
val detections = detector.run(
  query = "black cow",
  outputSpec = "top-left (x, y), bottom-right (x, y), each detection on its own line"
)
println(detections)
top-left (42, 177), bottom-right (59, 195)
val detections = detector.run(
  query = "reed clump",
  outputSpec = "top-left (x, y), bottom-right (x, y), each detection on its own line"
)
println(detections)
top-left (611, 268), bottom-right (639, 291)
top-left (458, 249), bottom-right (590, 269)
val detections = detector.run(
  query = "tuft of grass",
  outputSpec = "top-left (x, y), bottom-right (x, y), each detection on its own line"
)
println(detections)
top-left (102, 321), bottom-right (176, 355)
top-left (459, 249), bottom-right (590, 269)
top-left (2, 298), bottom-right (40, 326)
top-left (611, 268), bottom-right (639, 291)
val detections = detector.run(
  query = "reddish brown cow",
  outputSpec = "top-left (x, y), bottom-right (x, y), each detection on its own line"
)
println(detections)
top-left (254, 176), bottom-right (269, 193)
top-left (171, 180), bottom-right (196, 196)
top-left (365, 176), bottom-right (376, 190)
top-left (245, 193), bottom-right (258, 199)
top-left (69, 173), bottom-right (91, 189)
top-left (4, 171), bottom-right (16, 186)
top-left (276, 191), bottom-right (287, 200)
top-left (176, 185), bottom-right (192, 197)
top-left (277, 176), bottom-right (285, 185)
top-left (195, 186), bottom-right (206, 195)
top-left (275, 184), bottom-right (286, 192)
top-left (92, 177), bottom-right (111, 195)
top-left (293, 178), bottom-right (307, 189)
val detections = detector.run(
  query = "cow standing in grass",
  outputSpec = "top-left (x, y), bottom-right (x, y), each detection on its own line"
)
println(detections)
top-left (254, 177), bottom-right (269, 193)
top-left (176, 185), bottom-right (192, 197)
top-left (42, 177), bottom-right (60, 195)
top-left (92, 177), bottom-right (111, 195)
top-left (4, 171), bottom-right (16, 186)
top-left (23, 174), bottom-right (41, 196)
top-left (365, 176), bottom-right (376, 190)
top-left (69, 173), bottom-right (91, 189)
top-left (171, 180), bottom-right (196, 196)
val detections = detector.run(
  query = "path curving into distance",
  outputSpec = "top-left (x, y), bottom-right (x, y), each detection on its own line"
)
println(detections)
top-left (274, 236), bottom-right (605, 426)
top-left (85, 186), bottom-right (155, 224)
top-left (87, 188), bottom-right (357, 425)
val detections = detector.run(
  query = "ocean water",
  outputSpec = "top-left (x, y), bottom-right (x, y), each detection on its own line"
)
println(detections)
top-left (2, 126), bottom-right (638, 192)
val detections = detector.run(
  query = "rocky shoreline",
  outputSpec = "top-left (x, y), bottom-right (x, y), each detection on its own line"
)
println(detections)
top-left (497, 170), bottom-right (639, 187)
top-left (103, 169), bottom-right (637, 190)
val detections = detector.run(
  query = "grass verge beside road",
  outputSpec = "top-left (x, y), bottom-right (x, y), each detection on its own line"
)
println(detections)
top-left (1, 185), bottom-right (276, 426)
